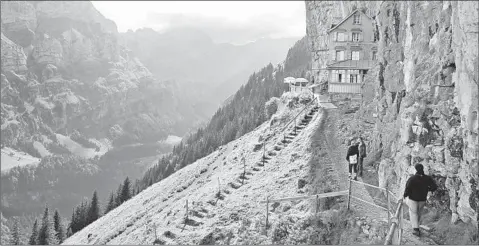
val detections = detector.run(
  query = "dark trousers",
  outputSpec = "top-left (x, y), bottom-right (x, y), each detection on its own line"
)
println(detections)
top-left (348, 163), bottom-right (357, 177)
top-left (358, 156), bottom-right (364, 176)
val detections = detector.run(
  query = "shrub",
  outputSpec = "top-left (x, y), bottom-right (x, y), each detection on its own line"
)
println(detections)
top-left (272, 220), bottom-right (290, 243)
top-left (265, 97), bottom-right (280, 119)
top-left (298, 91), bottom-right (313, 104)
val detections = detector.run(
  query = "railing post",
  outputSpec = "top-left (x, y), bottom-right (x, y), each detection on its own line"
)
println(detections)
top-left (263, 142), bottom-right (266, 165)
top-left (347, 178), bottom-right (352, 210)
top-left (294, 120), bottom-right (297, 135)
top-left (265, 196), bottom-right (269, 235)
top-left (398, 204), bottom-right (403, 244)
top-left (153, 224), bottom-right (157, 241)
top-left (386, 184), bottom-right (390, 226)
top-left (217, 178), bottom-right (221, 196)
top-left (185, 199), bottom-right (189, 227)
top-left (242, 158), bottom-right (246, 185)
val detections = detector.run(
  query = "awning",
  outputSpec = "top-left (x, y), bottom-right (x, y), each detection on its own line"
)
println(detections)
top-left (295, 78), bottom-right (308, 83)
top-left (284, 77), bottom-right (296, 83)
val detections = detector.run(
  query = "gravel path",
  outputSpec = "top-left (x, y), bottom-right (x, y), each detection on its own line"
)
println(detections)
top-left (319, 107), bottom-right (437, 245)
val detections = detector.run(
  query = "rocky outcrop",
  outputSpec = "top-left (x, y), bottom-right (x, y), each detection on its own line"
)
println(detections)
top-left (1, 33), bottom-right (28, 72)
top-left (34, 1), bottom-right (117, 34)
top-left (306, 1), bottom-right (478, 226)
top-left (0, 1), bottom-right (204, 158)
top-left (1, 1), bottom-right (37, 48)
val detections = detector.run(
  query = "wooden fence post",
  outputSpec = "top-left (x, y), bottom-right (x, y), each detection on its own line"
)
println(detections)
top-left (347, 178), bottom-right (352, 210)
top-left (386, 184), bottom-right (390, 225)
top-left (265, 196), bottom-right (269, 236)
top-left (398, 204), bottom-right (403, 244)
top-left (294, 120), bottom-right (297, 135)
top-left (242, 158), bottom-right (246, 185)
top-left (263, 143), bottom-right (266, 166)
top-left (153, 224), bottom-right (157, 241)
top-left (185, 200), bottom-right (189, 222)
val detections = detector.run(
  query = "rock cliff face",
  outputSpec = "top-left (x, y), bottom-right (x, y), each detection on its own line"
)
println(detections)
top-left (306, 1), bottom-right (478, 226)
top-left (1, 1), bottom-right (201, 161)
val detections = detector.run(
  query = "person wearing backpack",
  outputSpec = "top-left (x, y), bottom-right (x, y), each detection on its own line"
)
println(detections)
top-left (358, 137), bottom-right (367, 177)
top-left (401, 164), bottom-right (438, 236)
top-left (346, 139), bottom-right (359, 180)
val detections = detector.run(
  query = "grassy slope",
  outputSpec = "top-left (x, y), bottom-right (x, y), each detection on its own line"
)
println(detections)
top-left (63, 96), bottom-right (327, 245)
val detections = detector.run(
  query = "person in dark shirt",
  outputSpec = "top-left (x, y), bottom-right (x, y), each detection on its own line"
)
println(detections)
top-left (402, 164), bottom-right (438, 236)
top-left (346, 139), bottom-right (359, 180)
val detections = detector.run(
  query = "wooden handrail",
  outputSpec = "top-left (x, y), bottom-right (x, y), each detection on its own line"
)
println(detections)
top-left (384, 200), bottom-right (403, 245)
top-left (260, 190), bottom-right (348, 204)
top-left (350, 179), bottom-right (387, 192)
top-left (280, 96), bottom-right (317, 134)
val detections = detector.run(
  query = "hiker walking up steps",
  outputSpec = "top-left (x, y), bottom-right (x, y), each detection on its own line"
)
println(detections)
top-left (346, 139), bottom-right (359, 180)
top-left (358, 137), bottom-right (367, 177)
top-left (401, 164), bottom-right (438, 237)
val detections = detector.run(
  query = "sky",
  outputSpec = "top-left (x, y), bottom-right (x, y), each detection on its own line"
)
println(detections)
top-left (92, 1), bottom-right (306, 44)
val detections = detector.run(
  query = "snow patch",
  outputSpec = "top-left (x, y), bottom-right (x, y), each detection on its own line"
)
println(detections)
top-left (55, 134), bottom-right (109, 159)
top-left (160, 135), bottom-right (182, 146)
top-left (33, 141), bottom-right (51, 157)
top-left (1, 147), bottom-right (41, 172)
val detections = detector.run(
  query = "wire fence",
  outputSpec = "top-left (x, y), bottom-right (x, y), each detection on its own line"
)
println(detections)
top-left (260, 178), bottom-right (405, 244)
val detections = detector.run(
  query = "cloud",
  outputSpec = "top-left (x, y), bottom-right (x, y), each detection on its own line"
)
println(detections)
top-left (143, 11), bottom-right (304, 44)
top-left (92, 1), bottom-right (306, 44)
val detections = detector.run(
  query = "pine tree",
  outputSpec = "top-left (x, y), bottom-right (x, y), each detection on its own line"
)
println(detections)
top-left (37, 206), bottom-right (58, 245)
top-left (105, 192), bottom-right (115, 214)
top-left (87, 191), bottom-right (100, 225)
top-left (29, 219), bottom-right (38, 245)
top-left (79, 201), bottom-right (88, 230)
top-left (10, 219), bottom-right (20, 245)
top-left (53, 210), bottom-right (64, 243)
top-left (120, 177), bottom-right (131, 203)
top-left (115, 183), bottom-right (123, 207)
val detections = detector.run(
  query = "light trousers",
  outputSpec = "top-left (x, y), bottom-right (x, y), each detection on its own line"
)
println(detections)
top-left (406, 198), bottom-right (426, 228)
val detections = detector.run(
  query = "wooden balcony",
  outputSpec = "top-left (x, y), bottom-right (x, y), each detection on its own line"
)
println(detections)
top-left (328, 82), bottom-right (362, 94)
top-left (327, 59), bottom-right (376, 70)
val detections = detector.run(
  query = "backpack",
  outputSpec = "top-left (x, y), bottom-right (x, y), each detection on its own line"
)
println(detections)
top-left (349, 154), bottom-right (357, 164)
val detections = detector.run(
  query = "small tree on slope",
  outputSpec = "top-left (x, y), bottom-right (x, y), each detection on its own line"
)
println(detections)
top-left (115, 183), bottom-right (123, 207)
top-left (10, 219), bottom-right (20, 245)
top-left (87, 190), bottom-right (100, 224)
top-left (120, 177), bottom-right (131, 203)
top-left (53, 210), bottom-right (65, 243)
top-left (37, 206), bottom-right (58, 245)
top-left (29, 219), bottom-right (38, 245)
top-left (105, 191), bottom-right (116, 214)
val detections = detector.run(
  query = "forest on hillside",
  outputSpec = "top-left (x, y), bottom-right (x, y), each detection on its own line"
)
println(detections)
top-left (1, 37), bottom-right (310, 244)
top-left (136, 36), bottom-right (311, 191)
